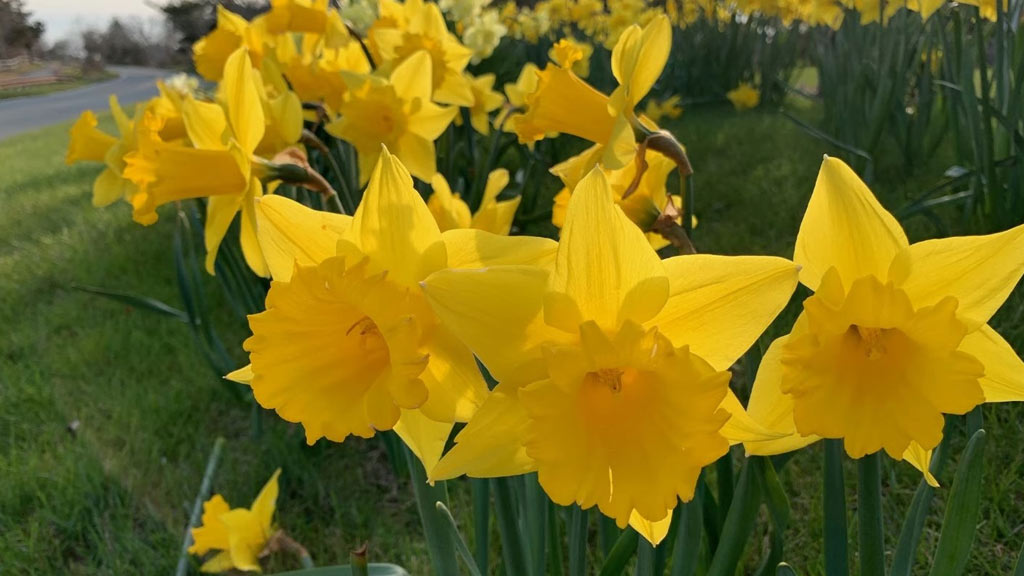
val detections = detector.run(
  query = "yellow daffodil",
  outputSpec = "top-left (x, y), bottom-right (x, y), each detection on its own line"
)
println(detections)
top-left (265, 0), bottom-right (329, 34)
top-left (428, 169), bottom-right (521, 234)
top-left (726, 82), bottom-right (760, 111)
top-left (271, 26), bottom-right (372, 111)
top-left (643, 95), bottom-right (683, 124)
top-left (66, 95), bottom-right (158, 210)
top-left (548, 37), bottom-right (593, 78)
top-left (370, 0), bottom-right (476, 106)
top-left (227, 148), bottom-right (556, 470)
top-left (515, 15), bottom-right (671, 170)
top-left (327, 50), bottom-right (458, 184)
top-left (193, 5), bottom-right (268, 81)
top-left (189, 469), bottom-right (281, 573)
top-left (495, 62), bottom-right (543, 132)
top-left (123, 47), bottom-right (271, 276)
top-left (422, 167), bottom-right (798, 544)
top-left (465, 73), bottom-right (505, 135)
top-left (551, 144), bottom-right (683, 249)
top-left (745, 157), bottom-right (1024, 485)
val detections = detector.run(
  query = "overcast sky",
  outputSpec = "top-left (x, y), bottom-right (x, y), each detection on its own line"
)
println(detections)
top-left (24, 0), bottom-right (161, 42)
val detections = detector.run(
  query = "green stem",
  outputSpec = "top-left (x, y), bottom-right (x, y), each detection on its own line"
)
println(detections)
top-left (493, 477), bottom-right (531, 576)
top-left (471, 478), bottom-right (490, 573)
top-left (671, 493), bottom-right (703, 576)
top-left (824, 439), bottom-right (850, 576)
top-left (857, 453), bottom-right (885, 576)
top-left (568, 506), bottom-right (589, 576)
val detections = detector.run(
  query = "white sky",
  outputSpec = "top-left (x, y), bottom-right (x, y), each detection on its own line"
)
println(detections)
top-left (24, 0), bottom-right (161, 42)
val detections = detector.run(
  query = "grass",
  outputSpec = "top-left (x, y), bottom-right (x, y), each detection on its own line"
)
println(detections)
top-left (1, 106), bottom-right (1022, 575)
top-left (0, 70), bottom-right (118, 101)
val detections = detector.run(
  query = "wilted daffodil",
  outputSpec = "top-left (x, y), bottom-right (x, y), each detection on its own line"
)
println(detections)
top-left (227, 148), bottom-right (555, 470)
top-left (726, 82), bottom-right (759, 111)
top-left (427, 168), bottom-right (521, 234)
top-left (422, 167), bottom-right (798, 543)
top-left (746, 157), bottom-right (1024, 484)
top-left (370, 0), bottom-right (476, 106)
top-left (189, 469), bottom-right (281, 573)
top-left (327, 50), bottom-right (458, 184)
top-left (124, 47), bottom-right (274, 276)
top-left (515, 14), bottom-right (671, 170)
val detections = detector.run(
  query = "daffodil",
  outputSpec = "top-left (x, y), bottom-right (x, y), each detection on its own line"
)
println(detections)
top-left (66, 95), bottom-right (161, 210)
top-left (422, 167), bottom-right (798, 544)
top-left (189, 469), bottom-right (281, 573)
top-left (193, 5), bottom-right (268, 81)
top-left (548, 37), bottom-right (593, 78)
top-left (550, 144), bottom-right (683, 249)
top-left (726, 82), bottom-right (760, 110)
top-left (745, 157), bottom-right (1024, 485)
top-left (495, 62), bottom-right (543, 133)
top-left (515, 15), bottom-right (671, 170)
top-left (265, 0), bottom-right (329, 34)
top-left (462, 8), bottom-right (508, 63)
top-left (465, 73), bottom-right (505, 135)
top-left (327, 50), bottom-right (458, 184)
top-left (227, 148), bottom-right (556, 470)
top-left (123, 47), bottom-right (272, 276)
top-left (370, 0), bottom-right (476, 106)
top-left (428, 169), bottom-right (521, 234)
top-left (643, 95), bottom-right (683, 124)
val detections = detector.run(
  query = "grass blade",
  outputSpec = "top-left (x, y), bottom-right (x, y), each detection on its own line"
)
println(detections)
top-left (435, 501), bottom-right (484, 576)
top-left (71, 283), bottom-right (189, 323)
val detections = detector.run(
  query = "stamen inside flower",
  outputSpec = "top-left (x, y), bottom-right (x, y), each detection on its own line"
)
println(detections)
top-left (853, 325), bottom-right (889, 359)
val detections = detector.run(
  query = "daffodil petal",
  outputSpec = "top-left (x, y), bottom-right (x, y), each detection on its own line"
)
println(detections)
top-left (394, 409), bottom-right (453, 473)
top-left (225, 363), bottom-right (254, 384)
top-left (429, 384), bottom-right (536, 481)
top-left (221, 47), bottom-right (265, 154)
top-left (795, 156), bottom-right (908, 290)
top-left (204, 193), bottom-right (245, 275)
top-left (422, 265), bottom-right (573, 385)
top-left (255, 195), bottom-right (352, 281)
top-left (345, 147), bottom-right (447, 286)
top-left (239, 180), bottom-right (270, 278)
top-left (547, 167), bottom-right (668, 331)
top-left (718, 390), bottom-right (789, 445)
top-left (419, 322), bottom-right (489, 423)
top-left (390, 50), bottom-right (433, 104)
top-left (441, 228), bottom-right (557, 269)
top-left (650, 254), bottom-right (799, 371)
top-left (744, 335), bottom-right (822, 456)
top-left (959, 324), bottom-right (1024, 402)
top-left (903, 442), bottom-right (939, 487)
top-left (250, 468), bottom-right (281, 529)
top-left (628, 509), bottom-right (673, 546)
top-left (183, 96), bottom-right (229, 150)
top-left (892, 222), bottom-right (1024, 328)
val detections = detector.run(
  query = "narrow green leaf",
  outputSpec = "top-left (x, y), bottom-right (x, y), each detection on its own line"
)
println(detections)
top-left (568, 506), bottom-right (589, 576)
top-left (928, 429), bottom-right (987, 576)
top-left (777, 563), bottom-right (798, 576)
top-left (891, 418), bottom-right (954, 576)
top-left (403, 447), bottom-right (458, 576)
top-left (268, 564), bottom-right (410, 576)
top-left (636, 539), bottom-right (656, 576)
top-left (493, 477), bottom-right (531, 576)
top-left (706, 459), bottom-right (763, 576)
top-left (71, 284), bottom-right (189, 323)
top-left (525, 473), bottom-right (548, 576)
top-left (824, 439), bottom-right (850, 576)
top-left (671, 492), bottom-right (703, 576)
top-left (435, 501), bottom-right (483, 576)
top-left (755, 458), bottom-right (791, 576)
top-left (471, 478), bottom-right (490, 573)
top-left (597, 528), bottom-right (639, 576)
top-left (857, 453), bottom-right (886, 576)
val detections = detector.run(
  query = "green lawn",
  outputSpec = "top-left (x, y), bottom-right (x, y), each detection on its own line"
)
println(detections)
top-left (1, 107), bottom-right (1022, 575)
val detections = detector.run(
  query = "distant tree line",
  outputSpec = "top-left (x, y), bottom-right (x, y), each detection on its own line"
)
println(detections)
top-left (0, 0), bottom-right (44, 59)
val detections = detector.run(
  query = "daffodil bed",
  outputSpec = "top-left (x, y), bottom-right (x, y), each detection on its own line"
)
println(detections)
top-left (20, 0), bottom-right (1024, 574)
top-left (1, 104), bottom-right (1019, 574)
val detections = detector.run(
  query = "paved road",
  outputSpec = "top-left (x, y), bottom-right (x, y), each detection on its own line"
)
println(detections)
top-left (0, 66), bottom-right (166, 140)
